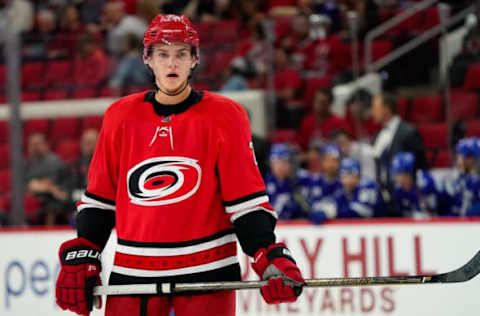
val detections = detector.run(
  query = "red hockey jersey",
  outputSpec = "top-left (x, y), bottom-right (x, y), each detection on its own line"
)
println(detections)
top-left (77, 90), bottom-right (275, 282)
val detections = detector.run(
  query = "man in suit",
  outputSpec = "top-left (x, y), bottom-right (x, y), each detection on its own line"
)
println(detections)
top-left (372, 93), bottom-right (427, 216)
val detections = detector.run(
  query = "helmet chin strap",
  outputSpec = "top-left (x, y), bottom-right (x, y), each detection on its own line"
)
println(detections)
top-left (157, 79), bottom-right (189, 97)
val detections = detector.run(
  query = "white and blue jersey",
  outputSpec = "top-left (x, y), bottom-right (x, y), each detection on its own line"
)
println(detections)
top-left (443, 172), bottom-right (480, 217)
top-left (265, 169), bottom-right (311, 220)
top-left (335, 179), bottom-right (385, 218)
top-left (308, 174), bottom-right (343, 203)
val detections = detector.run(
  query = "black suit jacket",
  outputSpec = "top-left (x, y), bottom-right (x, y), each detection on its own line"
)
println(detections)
top-left (375, 120), bottom-right (428, 213)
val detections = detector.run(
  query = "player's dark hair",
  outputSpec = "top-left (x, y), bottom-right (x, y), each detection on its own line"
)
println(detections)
top-left (379, 92), bottom-right (398, 114)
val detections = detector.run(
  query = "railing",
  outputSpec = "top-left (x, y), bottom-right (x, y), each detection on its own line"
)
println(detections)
top-left (365, 0), bottom-right (475, 73)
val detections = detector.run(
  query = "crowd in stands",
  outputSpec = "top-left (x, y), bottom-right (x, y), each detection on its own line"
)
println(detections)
top-left (0, 0), bottom-right (479, 226)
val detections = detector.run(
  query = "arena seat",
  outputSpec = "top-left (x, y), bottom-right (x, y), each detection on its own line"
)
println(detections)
top-left (71, 88), bottom-right (97, 99)
top-left (397, 97), bottom-right (410, 120)
top-left (0, 121), bottom-right (8, 143)
top-left (82, 115), bottom-right (103, 131)
top-left (303, 76), bottom-right (332, 108)
top-left (465, 119), bottom-right (480, 137)
top-left (410, 95), bottom-right (443, 123)
top-left (23, 119), bottom-right (49, 139)
top-left (210, 20), bottom-right (239, 45)
top-left (450, 91), bottom-right (479, 121)
top-left (268, 129), bottom-right (297, 144)
top-left (418, 122), bottom-right (448, 149)
top-left (371, 40), bottom-right (393, 62)
top-left (49, 117), bottom-right (81, 143)
top-left (44, 60), bottom-right (73, 87)
top-left (433, 149), bottom-right (453, 168)
top-left (0, 64), bottom-right (5, 91)
top-left (0, 169), bottom-right (11, 195)
top-left (22, 91), bottom-right (41, 102)
top-left (44, 88), bottom-right (69, 100)
top-left (22, 62), bottom-right (45, 89)
top-left (0, 144), bottom-right (9, 170)
top-left (463, 64), bottom-right (480, 91)
top-left (55, 138), bottom-right (80, 163)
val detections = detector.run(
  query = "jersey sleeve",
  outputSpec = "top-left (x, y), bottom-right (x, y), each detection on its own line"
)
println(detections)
top-left (75, 106), bottom-right (121, 248)
top-left (216, 102), bottom-right (276, 222)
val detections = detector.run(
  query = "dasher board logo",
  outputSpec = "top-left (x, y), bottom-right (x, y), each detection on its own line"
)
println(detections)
top-left (127, 157), bottom-right (201, 206)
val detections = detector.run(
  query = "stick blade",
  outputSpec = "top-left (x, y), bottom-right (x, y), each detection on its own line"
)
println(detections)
top-left (429, 250), bottom-right (480, 283)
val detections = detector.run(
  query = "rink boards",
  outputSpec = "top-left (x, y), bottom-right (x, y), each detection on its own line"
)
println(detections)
top-left (1, 218), bottom-right (480, 316)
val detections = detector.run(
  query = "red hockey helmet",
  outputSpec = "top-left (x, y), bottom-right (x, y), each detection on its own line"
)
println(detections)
top-left (143, 14), bottom-right (200, 62)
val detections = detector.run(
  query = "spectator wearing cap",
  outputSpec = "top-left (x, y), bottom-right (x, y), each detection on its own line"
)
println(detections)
top-left (390, 152), bottom-right (440, 218)
top-left (372, 93), bottom-right (427, 205)
top-left (265, 143), bottom-right (311, 220)
top-left (298, 88), bottom-right (349, 151)
top-left (443, 138), bottom-right (480, 217)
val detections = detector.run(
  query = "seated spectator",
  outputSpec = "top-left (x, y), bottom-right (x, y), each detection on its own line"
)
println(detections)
top-left (265, 143), bottom-right (310, 220)
top-left (443, 138), bottom-right (480, 217)
top-left (309, 157), bottom-right (384, 224)
top-left (390, 152), bottom-right (439, 218)
top-left (298, 88), bottom-right (349, 150)
top-left (23, 9), bottom-right (60, 60)
top-left (73, 33), bottom-right (108, 87)
top-left (102, 1), bottom-right (147, 57)
top-left (273, 48), bottom-right (303, 128)
top-left (220, 57), bottom-right (249, 92)
top-left (24, 133), bottom-right (71, 226)
top-left (54, 4), bottom-right (86, 58)
top-left (344, 88), bottom-right (380, 141)
top-left (331, 129), bottom-right (376, 179)
top-left (109, 33), bottom-right (150, 90)
top-left (280, 14), bottom-right (313, 56)
top-left (70, 129), bottom-right (99, 201)
top-left (308, 144), bottom-right (342, 209)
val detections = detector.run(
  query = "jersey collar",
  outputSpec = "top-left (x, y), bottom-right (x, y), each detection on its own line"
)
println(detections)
top-left (144, 89), bottom-right (203, 116)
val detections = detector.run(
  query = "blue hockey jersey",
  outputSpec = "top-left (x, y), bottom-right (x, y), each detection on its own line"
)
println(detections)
top-left (443, 172), bottom-right (480, 217)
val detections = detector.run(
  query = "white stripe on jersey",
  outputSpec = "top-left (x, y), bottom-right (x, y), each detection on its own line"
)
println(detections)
top-left (112, 256), bottom-right (238, 277)
top-left (225, 195), bottom-right (269, 213)
top-left (350, 202), bottom-right (374, 217)
top-left (230, 206), bottom-right (277, 222)
top-left (78, 194), bottom-right (116, 212)
top-left (116, 233), bottom-right (236, 257)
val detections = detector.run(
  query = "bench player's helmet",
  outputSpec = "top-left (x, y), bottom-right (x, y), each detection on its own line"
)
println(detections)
top-left (391, 152), bottom-right (415, 175)
top-left (339, 157), bottom-right (361, 176)
top-left (143, 14), bottom-right (200, 63)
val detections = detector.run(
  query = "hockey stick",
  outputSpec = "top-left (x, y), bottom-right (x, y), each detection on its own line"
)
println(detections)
top-left (94, 250), bottom-right (480, 296)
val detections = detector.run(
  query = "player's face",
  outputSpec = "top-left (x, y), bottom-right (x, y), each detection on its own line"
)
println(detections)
top-left (457, 155), bottom-right (475, 173)
top-left (341, 174), bottom-right (359, 194)
top-left (394, 173), bottom-right (413, 191)
top-left (147, 43), bottom-right (197, 94)
top-left (371, 95), bottom-right (386, 124)
top-left (271, 158), bottom-right (291, 180)
top-left (322, 155), bottom-right (339, 178)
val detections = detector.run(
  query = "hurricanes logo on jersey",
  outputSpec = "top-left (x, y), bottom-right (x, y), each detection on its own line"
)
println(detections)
top-left (127, 157), bottom-right (202, 206)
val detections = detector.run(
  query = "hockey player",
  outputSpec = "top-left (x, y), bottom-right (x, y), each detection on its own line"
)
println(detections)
top-left (55, 15), bottom-right (304, 316)
top-left (390, 152), bottom-right (440, 218)
top-left (309, 157), bottom-right (384, 223)
top-left (443, 138), bottom-right (480, 217)
top-left (308, 144), bottom-right (343, 223)
top-left (265, 143), bottom-right (311, 220)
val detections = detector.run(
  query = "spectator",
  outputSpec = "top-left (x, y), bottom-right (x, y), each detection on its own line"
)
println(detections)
top-left (79, 0), bottom-right (106, 25)
top-left (443, 138), bottom-right (480, 217)
top-left (54, 4), bottom-right (86, 58)
top-left (70, 129), bottom-right (99, 201)
top-left (331, 129), bottom-right (376, 179)
top-left (390, 152), bottom-right (439, 218)
top-left (372, 93), bottom-right (427, 206)
top-left (23, 9), bottom-right (59, 60)
top-left (298, 88), bottom-right (349, 150)
top-left (102, 1), bottom-right (147, 57)
top-left (280, 14), bottom-right (313, 54)
top-left (109, 33), bottom-right (150, 90)
top-left (25, 133), bottom-right (71, 226)
top-left (344, 88), bottom-right (381, 141)
top-left (73, 33), bottom-right (108, 87)
top-left (273, 48), bottom-right (303, 128)
top-left (235, 22), bottom-right (268, 85)
top-left (220, 57), bottom-right (249, 92)
top-left (265, 143), bottom-right (310, 220)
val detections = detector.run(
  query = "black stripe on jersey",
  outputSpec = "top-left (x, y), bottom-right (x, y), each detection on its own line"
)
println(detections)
top-left (117, 229), bottom-right (235, 248)
top-left (84, 191), bottom-right (116, 206)
top-left (223, 191), bottom-right (267, 207)
top-left (77, 208), bottom-right (116, 250)
top-left (109, 263), bottom-right (241, 295)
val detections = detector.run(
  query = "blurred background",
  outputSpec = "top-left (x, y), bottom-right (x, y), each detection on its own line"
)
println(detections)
top-left (0, 0), bottom-right (479, 227)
